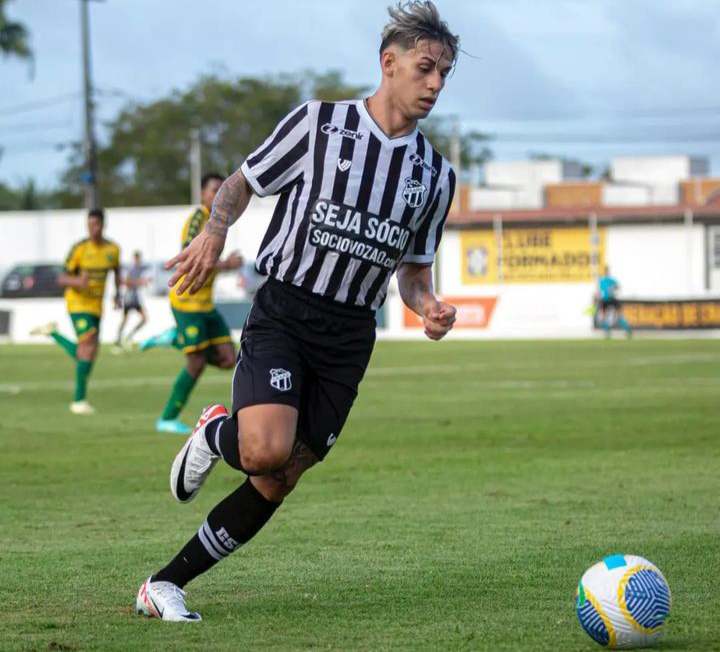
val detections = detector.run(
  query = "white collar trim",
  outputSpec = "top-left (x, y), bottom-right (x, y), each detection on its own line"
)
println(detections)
top-left (355, 99), bottom-right (419, 147)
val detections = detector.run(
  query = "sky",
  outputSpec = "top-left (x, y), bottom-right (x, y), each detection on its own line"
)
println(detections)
top-left (2, 0), bottom-right (719, 188)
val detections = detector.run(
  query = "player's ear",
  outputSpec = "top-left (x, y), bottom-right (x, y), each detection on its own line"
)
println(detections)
top-left (380, 49), bottom-right (396, 77)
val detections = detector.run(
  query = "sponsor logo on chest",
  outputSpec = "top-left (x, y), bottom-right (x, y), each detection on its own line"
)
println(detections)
top-left (321, 123), bottom-right (365, 141)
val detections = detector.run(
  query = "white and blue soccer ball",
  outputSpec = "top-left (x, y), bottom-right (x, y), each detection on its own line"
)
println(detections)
top-left (576, 554), bottom-right (671, 649)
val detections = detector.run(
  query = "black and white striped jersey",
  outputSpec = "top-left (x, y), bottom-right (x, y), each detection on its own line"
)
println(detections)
top-left (240, 99), bottom-right (456, 311)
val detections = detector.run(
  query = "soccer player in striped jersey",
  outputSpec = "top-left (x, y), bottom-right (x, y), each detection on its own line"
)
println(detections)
top-left (136, 0), bottom-right (459, 621)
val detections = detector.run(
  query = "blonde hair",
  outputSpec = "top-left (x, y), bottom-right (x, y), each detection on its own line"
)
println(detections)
top-left (380, 1), bottom-right (459, 64)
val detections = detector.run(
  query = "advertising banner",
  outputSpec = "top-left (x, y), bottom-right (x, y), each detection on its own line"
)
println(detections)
top-left (403, 297), bottom-right (498, 329)
top-left (461, 227), bottom-right (605, 284)
top-left (622, 299), bottom-right (720, 329)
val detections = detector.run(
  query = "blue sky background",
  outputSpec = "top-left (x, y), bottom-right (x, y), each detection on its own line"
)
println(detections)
top-left (2, 0), bottom-right (719, 188)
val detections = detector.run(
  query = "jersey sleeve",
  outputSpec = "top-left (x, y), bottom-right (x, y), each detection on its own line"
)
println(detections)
top-left (402, 168), bottom-right (456, 265)
top-left (111, 243), bottom-right (120, 268)
top-left (240, 102), bottom-right (311, 197)
top-left (65, 242), bottom-right (83, 273)
top-left (182, 210), bottom-right (205, 248)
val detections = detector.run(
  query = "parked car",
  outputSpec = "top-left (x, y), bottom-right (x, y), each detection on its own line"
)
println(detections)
top-left (1, 263), bottom-right (65, 298)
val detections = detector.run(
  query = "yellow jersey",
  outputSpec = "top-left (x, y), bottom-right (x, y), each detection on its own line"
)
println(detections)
top-left (64, 238), bottom-right (120, 316)
top-left (169, 206), bottom-right (217, 313)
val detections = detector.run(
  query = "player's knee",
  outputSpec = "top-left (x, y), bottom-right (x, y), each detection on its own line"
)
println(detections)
top-left (185, 354), bottom-right (206, 377)
top-left (240, 433), bottom-right (292, 474)
top-left (218, 355), bottom-right (235, 370)
top-left (252, 474), bottom-right (300, 502)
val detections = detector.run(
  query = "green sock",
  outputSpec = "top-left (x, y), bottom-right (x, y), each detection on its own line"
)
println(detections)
top-left (51, 331), bottom-right (77, 359)
top-left (74, 359), bottom-right (94, 401)
top-left (161, 368), bottom-right (198, 420)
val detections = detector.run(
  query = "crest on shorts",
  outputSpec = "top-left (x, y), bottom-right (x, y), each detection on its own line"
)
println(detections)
top-left (269, 368), bottom-right (292, 392)
top-left (402, 178), bottom-right (427, 208)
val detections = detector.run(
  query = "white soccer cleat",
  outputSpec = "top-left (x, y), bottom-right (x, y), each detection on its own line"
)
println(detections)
top-left (135, 577), bottom-right (201, 622)
top-left (70, 400), bottom-right (95, 415)
top-left (170, 404), bottom-right (229, 503)
top-left (30, 321), bottom-right (57, 337)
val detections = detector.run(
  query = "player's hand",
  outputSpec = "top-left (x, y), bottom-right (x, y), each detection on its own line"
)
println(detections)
top-left (78, 271), bottom-right (90, 289)
top-left (422, 299), bottom-right (456, 341)
top-left (166, 229), bottom-right (225, 295)
top-left (223, 250), bottom-right (243, 270)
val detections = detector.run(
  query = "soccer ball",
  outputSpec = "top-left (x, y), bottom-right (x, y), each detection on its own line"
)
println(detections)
top-left (576, 554), bottom-right (671, 649)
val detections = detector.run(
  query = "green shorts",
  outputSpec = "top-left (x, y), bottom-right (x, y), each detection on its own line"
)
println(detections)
top-left (70, 312), bottom-right (100, 342)
top-left (172, 308), bottom-right (232, 354)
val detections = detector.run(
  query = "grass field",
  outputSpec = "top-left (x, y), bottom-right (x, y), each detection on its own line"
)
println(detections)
top-left (1, 339), bottom-right (719, 651)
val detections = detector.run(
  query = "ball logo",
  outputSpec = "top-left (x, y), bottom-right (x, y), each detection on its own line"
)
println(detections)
top-left (269, 368), bottom-right (292, 392)
top-left (402, 178), bottom-right (427, 208)
top-left (466, 246), bottom-right (489, 278)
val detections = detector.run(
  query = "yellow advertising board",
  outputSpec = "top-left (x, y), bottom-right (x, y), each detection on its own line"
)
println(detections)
top-left (461, 227), bottom-right (605, 284)
top-left (623, 300), bottom-right (720, 329)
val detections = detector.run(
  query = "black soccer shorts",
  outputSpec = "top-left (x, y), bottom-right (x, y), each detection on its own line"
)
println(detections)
top-left (231, 277), bottom-right (376, 460)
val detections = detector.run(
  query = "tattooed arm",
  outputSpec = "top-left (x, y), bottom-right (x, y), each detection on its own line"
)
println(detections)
top-left (397, 263), bottom-right (456, 341)
top-left (166, 170), bottom-right (253, 295)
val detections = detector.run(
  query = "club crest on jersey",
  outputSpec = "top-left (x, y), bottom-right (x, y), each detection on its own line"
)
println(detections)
top-left (337, 159), bottom-right (352, 172)
top-left (269, 368), bottom-right (292, 392)
top-left (402, 178), bottom-right (427, 208)
top-left (321, 123), bottom-right (364, 141)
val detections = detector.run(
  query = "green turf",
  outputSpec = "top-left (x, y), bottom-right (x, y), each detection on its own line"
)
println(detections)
top-left (1, 339), bottom-right (719, 651)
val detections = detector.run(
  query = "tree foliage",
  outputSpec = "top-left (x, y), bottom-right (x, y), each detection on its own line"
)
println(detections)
top-left (0, 0), bottom-right (32, 64)
top-left (58, 71), bottom-right (368, 207)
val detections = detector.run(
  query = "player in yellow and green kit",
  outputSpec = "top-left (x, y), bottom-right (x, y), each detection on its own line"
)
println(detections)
top-left (141, 173), bottom-right (242, 434)
top-left (31, 209), bottom-right (120, 414)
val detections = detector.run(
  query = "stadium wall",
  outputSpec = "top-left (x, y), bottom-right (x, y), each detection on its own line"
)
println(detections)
top-left (1, 206), bottom-right (719, 342)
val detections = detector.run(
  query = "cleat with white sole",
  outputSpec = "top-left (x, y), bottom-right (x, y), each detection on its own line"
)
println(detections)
top-left (70, 400), bottom-right (95, 415)
top-left (30, 321), bottom-right (58, 337)
top-left (170, 404), bottom-right (228, 503)
top-left (135, 577), bottom-right (201, 622)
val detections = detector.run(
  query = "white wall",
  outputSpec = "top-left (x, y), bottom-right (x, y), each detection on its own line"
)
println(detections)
top-left (485, 159), bottom-right (581, 186)
top-left (1, 206), bottom-right (717, 342)
top-left (470, 186), bottom-right (543, 210)
top-left (605, 223), bottom-right (706, 297)
top-left (0, 198), bottom-right (276, 269)
top-left (611, 155), bottom-right (708, 185)
top-left (603, 184), bottom-right (651, 206)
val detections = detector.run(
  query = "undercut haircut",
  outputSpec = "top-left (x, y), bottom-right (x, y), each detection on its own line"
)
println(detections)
top-left (380, 1), bottom-right (459, 65)
top-left (201, 172), bottom-right (225, 190)
top-left (88, 208), bottom-right (104, 223)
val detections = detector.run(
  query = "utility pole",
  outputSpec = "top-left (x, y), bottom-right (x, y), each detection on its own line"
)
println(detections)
top-left (189, 129), bottom-right (202, 205)
top-left (450, 114), bottom-right (461, 179)
top-left (449, 114), bottom-right (462, 216)
top-left (80, 0), bottom-right (102, 209)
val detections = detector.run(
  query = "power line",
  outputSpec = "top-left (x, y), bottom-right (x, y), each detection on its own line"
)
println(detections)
top-left (487, 133), bottom-right (720, 144)
top-left (0, 93), bottom-right (81, 117)
top-left (0, 121), bottom-right (74, 134)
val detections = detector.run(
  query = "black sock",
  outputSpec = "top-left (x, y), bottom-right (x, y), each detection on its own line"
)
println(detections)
top-left (204, 415), bottom-right (244, 471)
top-left (152, 479), bottom-right (280, 588)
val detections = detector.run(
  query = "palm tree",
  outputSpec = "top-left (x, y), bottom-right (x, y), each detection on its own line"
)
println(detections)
top-left (0, 0), bottom-right (33, 66)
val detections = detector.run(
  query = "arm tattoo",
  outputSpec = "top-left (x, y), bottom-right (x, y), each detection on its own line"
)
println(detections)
top-left (269, 439), bottom-right (318, 490)
top-left (205, 171), bottom-right (250, 238)
top-left (399, 265), bottom-right (434, 315)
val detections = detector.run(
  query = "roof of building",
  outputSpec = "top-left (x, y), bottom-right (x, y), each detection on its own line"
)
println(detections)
top-left (447, 204), bottom-right (720, 228)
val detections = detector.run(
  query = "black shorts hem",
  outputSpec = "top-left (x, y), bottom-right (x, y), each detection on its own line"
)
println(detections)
top-left (231, 395), bottom-right (299, 415)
